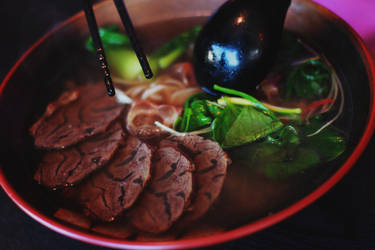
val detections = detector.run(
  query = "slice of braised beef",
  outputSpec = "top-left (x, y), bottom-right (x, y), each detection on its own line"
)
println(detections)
top-left (79, 135), bottom-right (152, 222)
top-left (54, 208), bottom-right (92, 230)
top-left (30, 84), bottom-right (125, 149)
top-left (34, 122), bottom-right (124, 188)
top-left (160, 135), bottom-right (231, 222)
top-left (130, 146), bottom-right (194, 233)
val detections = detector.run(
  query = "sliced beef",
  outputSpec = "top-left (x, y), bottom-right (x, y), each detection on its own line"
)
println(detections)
top-left (130, 147), bottom-right (194, 233)
top-left (79, 136), bottom-right (151, 222)
top-left (126, 100), bottom-right (180, 141)
top-left (91, 221), bottom-right (134, 239)
top-left (54, 208), bottom-right (92, 230)
top-left (29, 89), bottom-right (79, 131)
top-left (30, 84), bottom-right (125, 149)
top-left (160, 135), bottom-right (231, 222)
top-left (34, 122), bottom-right (124, 188)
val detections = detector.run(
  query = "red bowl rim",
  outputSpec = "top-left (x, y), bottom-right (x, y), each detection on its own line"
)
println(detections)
top-left (1, 0), bottom-right (375, 249)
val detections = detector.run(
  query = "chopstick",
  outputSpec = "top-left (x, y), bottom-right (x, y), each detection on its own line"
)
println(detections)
top-left (84, 0), bottom-right (153, 96)
top-left (113, 0), bottom-right (153, 79)
top-left (83, 0), bottom-right (115, 96)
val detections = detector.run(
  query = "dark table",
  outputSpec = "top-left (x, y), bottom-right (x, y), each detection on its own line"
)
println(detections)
top-left (1, 1), bottom-right (375, 249)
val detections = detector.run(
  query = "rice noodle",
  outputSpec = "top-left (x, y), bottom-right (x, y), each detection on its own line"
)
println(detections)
top-left (125, 62), bottom-right (202, 106)
top-left (126, 101), bottom-right (181, 137)
top-left (154, 121), bottom-right (212, 137)
top-left (154, 121), bottom-right (186, 136)
top-left (141, 85), bottom-right (167, 100)
top-left (169, 88), bottom-right (202, 106)
top-left (307, 72), bottom-right (345, 137)
top-left (126, 85), bottom-right (147, 98)
top-left (292, 56), bottom-right (320, 66)
top-left (295, 39), bottom-right (345, 136)
top-left (320, 72), bottom-right (339, 113)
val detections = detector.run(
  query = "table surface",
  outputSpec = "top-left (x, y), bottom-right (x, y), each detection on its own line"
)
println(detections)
top-left (1, 0), bottom-right (375, 249)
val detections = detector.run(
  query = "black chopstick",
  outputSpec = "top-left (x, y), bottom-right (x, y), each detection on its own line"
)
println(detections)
top-left (83, 0), bottom-right (116, 96)
top-left (113, 0), bottom-right (153, 79)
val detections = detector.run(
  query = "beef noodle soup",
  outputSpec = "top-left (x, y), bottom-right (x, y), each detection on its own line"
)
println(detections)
top-left (25, 16), bottom-right (351, 241)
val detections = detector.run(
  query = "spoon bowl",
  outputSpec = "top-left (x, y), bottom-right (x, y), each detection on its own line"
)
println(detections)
top-left (193, 0), bottom-right (291, 94)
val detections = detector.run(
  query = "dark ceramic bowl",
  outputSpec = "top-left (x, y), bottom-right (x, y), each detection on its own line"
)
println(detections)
top-left (0, 0), bottom-right (374, 249)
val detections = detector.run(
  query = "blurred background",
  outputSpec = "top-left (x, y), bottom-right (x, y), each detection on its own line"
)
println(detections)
top-left (0, 0), bottom-right (375, 249)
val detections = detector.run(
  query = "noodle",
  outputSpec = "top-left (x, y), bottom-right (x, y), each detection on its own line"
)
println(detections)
top-left (125, 62), bottom-right (202, 106)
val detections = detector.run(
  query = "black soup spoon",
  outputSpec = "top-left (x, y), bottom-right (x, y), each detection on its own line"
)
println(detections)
top-left (193, 0), bottom-right (291, 94)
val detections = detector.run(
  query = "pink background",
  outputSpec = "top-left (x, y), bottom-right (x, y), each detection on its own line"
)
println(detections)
top-left (314, 0), bottom-right (375, 56)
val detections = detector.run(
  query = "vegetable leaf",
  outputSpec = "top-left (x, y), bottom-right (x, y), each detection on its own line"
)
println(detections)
top-left (174, 92), bottom-right (219, 132)
top-left (189, 100), bottom-right (213, 130)
top-left (266, 125), bottom-right (300, 148)
top-left (214, 85), bottom-right (271, 114)
top-left (105, 49), bottom-right (158, 81)
top-left (212, 102), bottom-right (283, 148)
top-left (285, 59), bottom-right (331, 100)
top-left (151, 26), bottom-right (202, 69)
top-left (301, 119), bottom-right (346, 161)
top-left (230, 140), bottom-right (319, 179)
top-left (86, 25), bottom-right (202, 80)
top-left (230, 119), bottom-right (346, 179)
top-left (264, 148), bottom-right (320, 179)
top-left (86, 25), bottom-right (131, 52)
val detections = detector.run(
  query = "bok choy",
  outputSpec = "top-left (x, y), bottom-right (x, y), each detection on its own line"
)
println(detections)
top-left (86, 25), bottom-right (201, 81)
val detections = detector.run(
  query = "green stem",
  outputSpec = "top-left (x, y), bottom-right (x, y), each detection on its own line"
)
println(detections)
top-left (218, 97), bottom-right (302, 115)
top-left (213, 84), bottom-right (269, 112)
top-left (262, 103), bottom-right (302, 115)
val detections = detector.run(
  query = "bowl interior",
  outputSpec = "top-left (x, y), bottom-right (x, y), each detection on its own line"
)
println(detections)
top-left (0, 0), bottom-right (373, 248)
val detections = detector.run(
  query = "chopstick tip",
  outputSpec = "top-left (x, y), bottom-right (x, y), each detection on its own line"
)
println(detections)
top-left (145, 71), bottom-right (153, 79)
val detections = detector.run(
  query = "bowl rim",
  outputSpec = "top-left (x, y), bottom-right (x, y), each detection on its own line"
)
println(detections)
top-left (1, 0), bottom-right (375, 249)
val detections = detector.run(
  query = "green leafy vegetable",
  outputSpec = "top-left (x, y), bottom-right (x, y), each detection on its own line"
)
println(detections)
top-left (213, 85), bottom-right (270, 113)
top-left (230, 136), bottom-right (319, 179)
top-left (86, 25), bottom-right (201, 81)
top-left (285, 59), bottom-right (331, 100)
top-left (301, 119), bottom-right (346, 161)
top-left (151, 26), bottom-right (202, 69)
top-left (174, 93), bottom-right (219, 132)
top-left (263, 148), bottom-right (320, 179)
top-left (86, 26), bottom-right (146, 80)
top-left (231, 138), bottom-right (318, 180)
top-left (212, 101), bottom-right (283, 148)
top-left (229, 118), bottom-right (346, 179)
top-left (106, 49), bottom-right (158, 81)
top-left (189, 100), bottom-right (213, 129)
top-left (175, 88), bottom-right (285, 148)
top-left (266, 125), bottom-right (300, 148)
top-left (218, 97), bottom-right (302, 116)
top-left (86, 25), bottom-right (131, 52)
